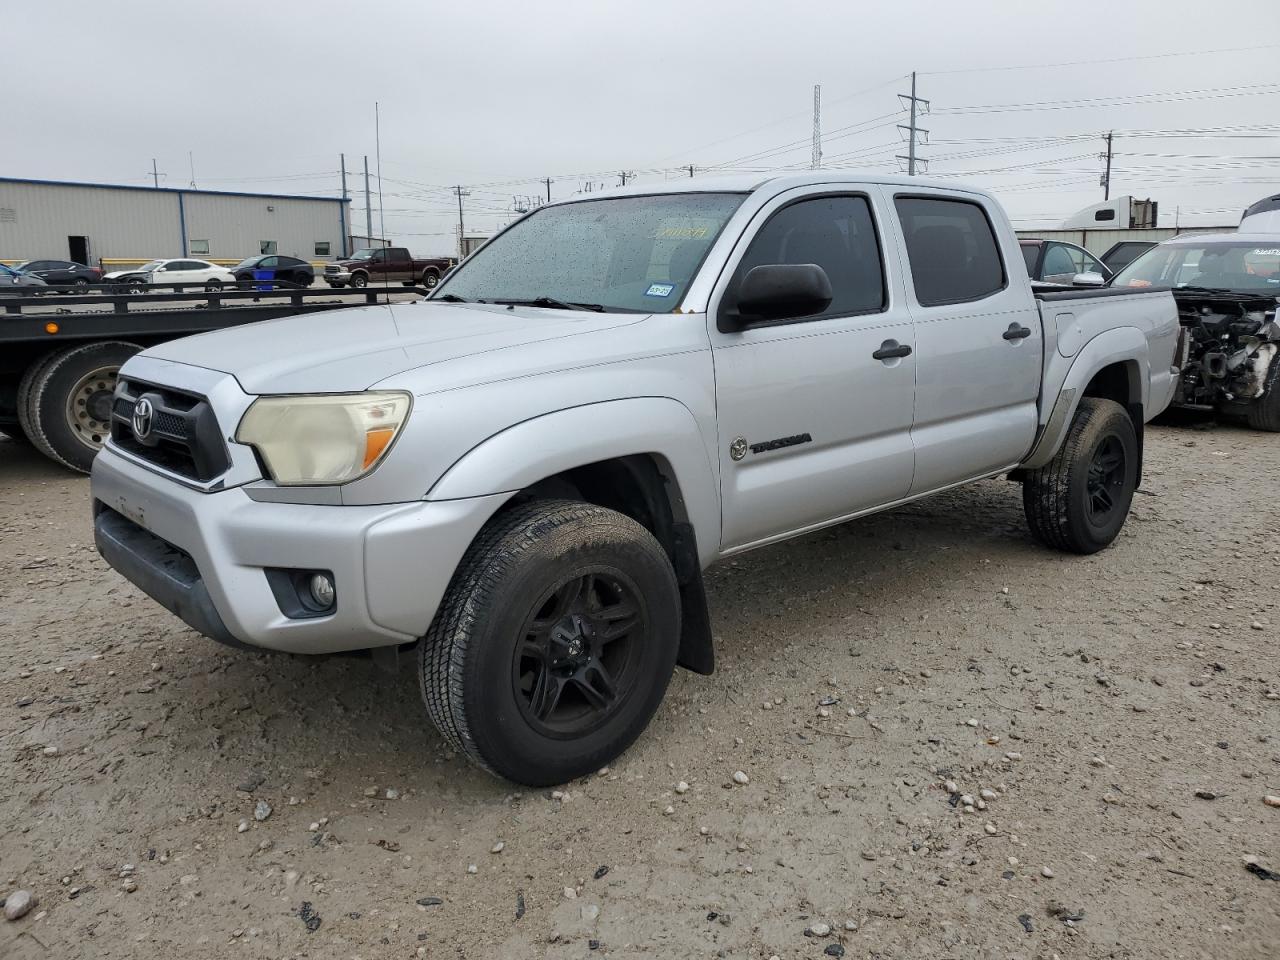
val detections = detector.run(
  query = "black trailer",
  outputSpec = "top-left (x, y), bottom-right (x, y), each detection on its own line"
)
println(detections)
top-left (1, 282), bottom-right (425, 472)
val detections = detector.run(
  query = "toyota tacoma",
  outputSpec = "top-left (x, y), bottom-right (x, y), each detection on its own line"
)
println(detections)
top-left (92, 174), bottom-right (1180, 785)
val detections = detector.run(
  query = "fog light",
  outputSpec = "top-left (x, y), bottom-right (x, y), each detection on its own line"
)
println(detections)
top-left (309, 573), bottom-right (336, 609)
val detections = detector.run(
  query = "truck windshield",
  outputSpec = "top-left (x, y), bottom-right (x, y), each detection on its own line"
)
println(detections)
top-left (433, 192), bottom-right (746, 312)
top-left (1113, 240), bottom-right (1280, 295)
top-left (349, 249), bottom-right (375, 261)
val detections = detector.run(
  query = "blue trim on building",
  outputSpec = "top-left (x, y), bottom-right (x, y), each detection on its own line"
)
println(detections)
top-left (177, 191), bottom-right (188, 256)
top-left (0, 175), bottom-right (351, 205)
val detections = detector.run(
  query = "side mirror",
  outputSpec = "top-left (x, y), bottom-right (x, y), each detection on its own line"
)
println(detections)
top-left (1071, 271), bottom-right (1105, 287)
top-left (725, 263), bottom-right (833, 330)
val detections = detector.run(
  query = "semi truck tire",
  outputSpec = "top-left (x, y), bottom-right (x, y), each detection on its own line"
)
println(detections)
top-left (1021, 397), bottom-right (1138, 555)
top-left (420, 499), bottom-right (681, 786)
top-left (23, 341), bottom-right (141, 473)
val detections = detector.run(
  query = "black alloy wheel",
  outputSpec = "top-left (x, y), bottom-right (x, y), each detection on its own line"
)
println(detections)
top-left (513, 570), bottom-right (646, 738)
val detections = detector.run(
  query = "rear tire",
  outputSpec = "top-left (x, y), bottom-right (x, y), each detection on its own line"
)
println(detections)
top-left (72, 277), bottom-right (89, 288)
top-left (1245, 354), bottom-right (1280, 431)
top-left (1022, 397), bottom-right (1138, 555)
top-left (422, 270), bottom-right (440, 289)
top-left (23, 341), bottom-right (141, 473)
top-left (420, 499), bottom-right (681, 786)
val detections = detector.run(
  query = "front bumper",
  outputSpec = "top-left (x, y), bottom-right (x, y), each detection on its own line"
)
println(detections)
top-left (91, 447), bottom-right (507, 654)
top-left (323, 269), bottom-right (352, 285)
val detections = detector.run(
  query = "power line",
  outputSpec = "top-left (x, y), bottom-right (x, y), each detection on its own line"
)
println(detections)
top-left (897, 71), bottom-right (929, 175)
top-left (921, 41), bottom-right (1280, 76)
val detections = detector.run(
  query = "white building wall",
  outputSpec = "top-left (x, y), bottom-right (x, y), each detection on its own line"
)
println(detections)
top-left (181, 193), bottom-right (346, 261)
top-left (0, 178), bottom-right (348, 265)
top-left (0, 180), bottom-right (180, 263)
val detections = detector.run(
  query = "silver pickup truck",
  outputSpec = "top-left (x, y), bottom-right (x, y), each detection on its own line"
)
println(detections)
top-left (91, 174), bottom-right (1179, 785)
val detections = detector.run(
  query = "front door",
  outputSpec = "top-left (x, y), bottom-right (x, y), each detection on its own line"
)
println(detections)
top-left (710, 189), bottom-right (917, 551)
top-left (889, 191), bottom-right (1042, 494)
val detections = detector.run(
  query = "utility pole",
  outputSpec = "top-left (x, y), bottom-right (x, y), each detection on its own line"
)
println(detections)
top-left (1101, 130), bottom-right (1114, 200)
top-left (811, 84), bottom-right (822, 169)
top-left (187, 151), bottom-right (197, 189)
top-left (339, 153), bottom-right (349, 256)
top-left (544, 177), bottom-right (552, 202)
top-left (897, 72), bottom-right (930, 176)
top-left (453, 186), bottom-right (470, 258)
top-left (375, 101), bottom-right (386, 242)
top-left (363, 155), bottom-right (372, 243)
top-left (618, 170), bottom-right (636, 187)
top-left (151, 158), bottom-right (161, 188)
top-left (685, 164), bottom-right (696, 178)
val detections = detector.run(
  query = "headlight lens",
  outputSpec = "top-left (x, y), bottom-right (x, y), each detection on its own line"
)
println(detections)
top-left (236, 392), bottom-right (412, 485)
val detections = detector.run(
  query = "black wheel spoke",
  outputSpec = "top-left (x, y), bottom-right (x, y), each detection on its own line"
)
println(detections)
top-left (529, 669), bottom-right (564, 721)
top-left (574, 663), bottom-right (617, 710)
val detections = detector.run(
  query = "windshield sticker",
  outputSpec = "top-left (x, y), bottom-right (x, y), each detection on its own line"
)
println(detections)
top-left (645, 283), bottom-right (675, 297)
top-left (1126, 279), bottom-right (1152, 287)
top-left (1252, 249), bottom-right (1280, 256)
top-left (653, 226), bottom-right (711, 240)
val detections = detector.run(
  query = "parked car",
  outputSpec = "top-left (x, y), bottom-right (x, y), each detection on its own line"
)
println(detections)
top-left (0, 264), bottom-right (47, 291)
top-left (1019, 239), bottom-right (1111, 285)
top-left (103, 259), bottom-right (235, 292)
top-left (93, 174), bottom-right (1178, 786)
top-left (230, 255), bottom-right (315, 287)
top-left (1110, 233), bottom-right (1280, 429)
top-left (323, 247), bottom-right (455, 289)
top-left (14, 259), bottom-right (102, 286)
top-left (1098, 240), bottom-right (1157, 275)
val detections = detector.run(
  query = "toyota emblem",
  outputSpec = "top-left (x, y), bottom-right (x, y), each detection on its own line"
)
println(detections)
top-left (131, 397), bottom-right (154, 441)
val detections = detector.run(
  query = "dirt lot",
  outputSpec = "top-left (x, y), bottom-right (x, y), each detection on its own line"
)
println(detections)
top-left (1, 418), bottom-right (1277, 960)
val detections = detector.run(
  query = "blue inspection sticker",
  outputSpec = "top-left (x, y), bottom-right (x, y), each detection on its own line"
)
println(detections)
top-left (645, 283), bottom-right (675, 298)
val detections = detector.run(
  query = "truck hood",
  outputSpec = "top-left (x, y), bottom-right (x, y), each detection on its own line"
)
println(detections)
top-left (143, 302), bottom-right (649, 394)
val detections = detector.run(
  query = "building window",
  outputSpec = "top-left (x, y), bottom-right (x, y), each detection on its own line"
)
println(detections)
top-left (314, 241), bottom-right (331, 257)
top-left (190, 239), bottom-right (210, 255)
top-left (260, 240), bottom-right (278, 255)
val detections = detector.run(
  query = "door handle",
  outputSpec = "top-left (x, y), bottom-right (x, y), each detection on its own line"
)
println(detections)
top-left (872, 340), bottom-right (913, 361)
top-left (1003, 323), bottom-right (1033, 341)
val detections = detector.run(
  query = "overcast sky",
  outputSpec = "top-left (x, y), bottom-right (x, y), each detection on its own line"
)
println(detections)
top-left (5, 0), bottom-right (1278, 253)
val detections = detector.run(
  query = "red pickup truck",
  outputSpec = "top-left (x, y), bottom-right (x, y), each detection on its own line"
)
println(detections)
top-left (323, 247), bottom-right (456, 289)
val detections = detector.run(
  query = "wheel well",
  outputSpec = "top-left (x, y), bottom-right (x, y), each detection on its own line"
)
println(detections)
top-left (1082, 360), bottom-right (1144, 485)
top-left (511, 455), bottom-right (715, 675)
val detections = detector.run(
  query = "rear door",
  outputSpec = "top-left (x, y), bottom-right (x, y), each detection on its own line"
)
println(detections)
top-left (387, 247), bottom-right (413, 282)
top-left (890, 191), bottom-right (1042, 494)
top-left (710, 187), bottom-right (917, 550)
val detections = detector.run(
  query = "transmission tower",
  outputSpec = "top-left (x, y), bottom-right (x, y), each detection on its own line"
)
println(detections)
top-left (811, 84), bottom-right (822, 169)
top-left (896, 72), bottom-right (930, 175)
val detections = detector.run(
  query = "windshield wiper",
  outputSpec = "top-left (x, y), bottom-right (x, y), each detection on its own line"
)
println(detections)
top-left (434, 293), bottom-right (471, 302)
top-left (494, 296), bottom-right (605, 312)
top-left (1176, 284), bottom-right (1238, 295)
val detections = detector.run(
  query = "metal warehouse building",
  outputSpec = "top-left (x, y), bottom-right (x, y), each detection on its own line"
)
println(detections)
top-left (0, 176), bottom-right (351, 267)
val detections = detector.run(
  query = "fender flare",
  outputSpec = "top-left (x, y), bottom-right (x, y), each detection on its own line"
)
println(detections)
top-left (1021, 326), bottom-right (1149, 470)
top-left (427, 396), bottom-right (722, 567)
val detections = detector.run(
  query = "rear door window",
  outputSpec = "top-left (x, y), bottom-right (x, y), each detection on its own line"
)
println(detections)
top-left (895, 196), bottom-right (1006, 306)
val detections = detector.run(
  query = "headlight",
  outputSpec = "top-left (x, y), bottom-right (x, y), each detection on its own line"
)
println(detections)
top-left (236, 392), bottom-right (412, 485)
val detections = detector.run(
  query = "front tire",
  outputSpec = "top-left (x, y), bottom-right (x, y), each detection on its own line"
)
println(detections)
top-left (1022, 397), bottom-right (1138, 554)
top-left (204, 279), bottom-right (223, 292)
top-left (420, 500), bottom-right (681, 786)
top-left (1245, 354), bottom-right (1280, 431)
top-left (349, 272), bottom-right (368, 289)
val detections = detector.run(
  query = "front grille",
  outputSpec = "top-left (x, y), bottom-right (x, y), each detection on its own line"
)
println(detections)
top-left (324, 265), bottom-right (342, 274)
top-left (111, 379), bottom-right (231, 483)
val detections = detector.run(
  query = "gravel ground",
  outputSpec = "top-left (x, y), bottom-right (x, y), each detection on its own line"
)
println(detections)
top-left (1, 416), bottom-right (1277, 959)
